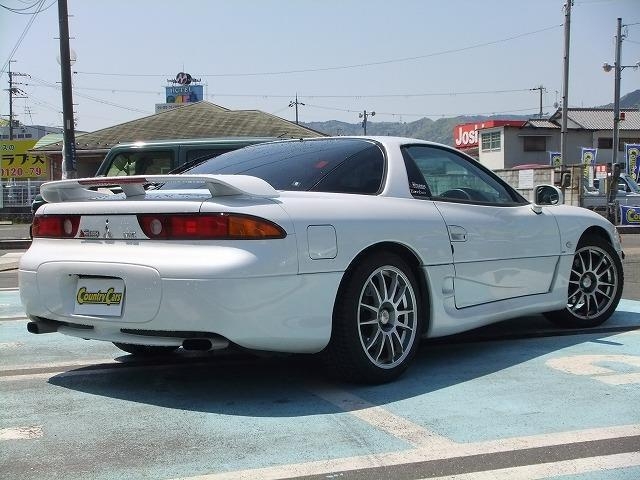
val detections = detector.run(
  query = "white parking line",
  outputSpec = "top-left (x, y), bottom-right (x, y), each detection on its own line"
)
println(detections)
top-left (308, 383), bottom-right (455, 449)
top-left (421, 452), bottom-right (640, 479)
top-left (172, 424), bottom-right (640, 480)
top-left (0, 426), bottom-right (43, 441)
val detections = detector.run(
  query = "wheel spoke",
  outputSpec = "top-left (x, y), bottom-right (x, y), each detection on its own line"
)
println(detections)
top-left (387, 334), bottom-right (396, 361)
top-left (368, 277), bottom-right (383, 306)
top-left (377, 271), bottom-right (389, 302)
top-left (593, 255), bottom-right (607, 273)
top-left (360, 318), bottom-right (379, 326)
top-left (392, 283), bottom-right (408, 307)
top-left (595, 287), bottom-right (612, 300)
top-left (374, 335), bottom-right (385, 362)
top-left (392, 330), bottom-right (404, 356)
top-left (389, 273), bottom-right (399, 303)
top-left (366, 329), bottom-right (382, 351)
top-left (360, 302), bottom-right (378, 313)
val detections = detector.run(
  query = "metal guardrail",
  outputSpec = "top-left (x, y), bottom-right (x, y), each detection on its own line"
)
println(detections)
top-left (1, 180), bottom-right (44, 223)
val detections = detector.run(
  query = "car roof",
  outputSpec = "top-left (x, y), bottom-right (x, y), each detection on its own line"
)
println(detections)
top-left (108, 137), bottom-right (277, 150)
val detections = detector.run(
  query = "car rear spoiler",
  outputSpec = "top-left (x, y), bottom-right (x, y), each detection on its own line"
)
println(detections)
top-left (39, 174), bottom-right (280, 203)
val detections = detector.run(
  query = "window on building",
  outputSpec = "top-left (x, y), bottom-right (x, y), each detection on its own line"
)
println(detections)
top-left (481, 131), bottom-right (501, 152)
top-left (523, 136), bottom-right (547, 152)
top-left (598, 138), bottom-right (613, 149)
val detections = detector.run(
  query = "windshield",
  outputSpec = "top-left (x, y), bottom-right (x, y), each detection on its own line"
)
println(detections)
top-left (162, 138), bottom-right (385, 194)
top-left (626, 175), bottom-right (640, 193)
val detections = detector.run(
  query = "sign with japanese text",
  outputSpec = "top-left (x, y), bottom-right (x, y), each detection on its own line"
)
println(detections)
top-left (1, 140), bottom-right (47, 179)
top-left (581, 147), bottom-right (597, 187)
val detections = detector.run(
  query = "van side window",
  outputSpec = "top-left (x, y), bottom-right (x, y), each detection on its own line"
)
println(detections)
top-left (105, 151), bottom-right (174, 176)
top-left (185, 148), bottom-right (234, 163)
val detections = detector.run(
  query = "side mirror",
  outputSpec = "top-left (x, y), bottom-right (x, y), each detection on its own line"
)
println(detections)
top-left (535, 184), bottom-right (564, 206)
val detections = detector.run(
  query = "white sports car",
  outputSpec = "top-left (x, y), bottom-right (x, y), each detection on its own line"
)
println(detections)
top-left (20, 137), bottom-right (624, 383)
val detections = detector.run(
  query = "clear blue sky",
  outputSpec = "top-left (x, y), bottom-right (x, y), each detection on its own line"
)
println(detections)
top-left (1, 0), bottom-right (639, 133)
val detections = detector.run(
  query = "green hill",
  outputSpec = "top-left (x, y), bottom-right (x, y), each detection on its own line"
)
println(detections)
top-left (302, 89), bottom-right (640, 146)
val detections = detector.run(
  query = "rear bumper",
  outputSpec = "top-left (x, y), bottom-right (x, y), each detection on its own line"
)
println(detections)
top-left (21, 268), bottom-right (341, 353)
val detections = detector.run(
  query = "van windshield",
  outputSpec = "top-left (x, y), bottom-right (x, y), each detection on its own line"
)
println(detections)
top-left (103, 150), bottom-right (173, 176)
top-left (626, 175), bottom-right (640, 193)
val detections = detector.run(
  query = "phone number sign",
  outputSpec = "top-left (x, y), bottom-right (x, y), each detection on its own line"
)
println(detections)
top-left (1, 140), bottom-right (47, 179)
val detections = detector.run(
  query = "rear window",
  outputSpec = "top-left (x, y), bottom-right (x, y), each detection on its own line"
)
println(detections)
top-left (164, 138), bottom-right (385, 194)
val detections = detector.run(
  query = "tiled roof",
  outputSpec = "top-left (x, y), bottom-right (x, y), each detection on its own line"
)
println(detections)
top-left (33, 101), bottom-right (325, 153)
top-left (549, 108), bottom-right (640, 130)
top-left (525, 119), bottom-right (560, 129)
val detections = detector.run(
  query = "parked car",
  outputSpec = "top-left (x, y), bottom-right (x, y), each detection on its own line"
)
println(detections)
top-left (584, 172), bottom-right (640, 209)
top-left (94, 136), bottom-right (276, 177)
top-left (21, 137), bottom-right (624, 383)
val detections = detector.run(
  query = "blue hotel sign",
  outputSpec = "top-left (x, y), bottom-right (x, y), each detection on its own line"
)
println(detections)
top-left (165, 84), bottom-right (204, 104)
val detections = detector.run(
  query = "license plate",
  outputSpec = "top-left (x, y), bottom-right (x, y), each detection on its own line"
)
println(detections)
top-left (74, 277), bottom-right (125, 317)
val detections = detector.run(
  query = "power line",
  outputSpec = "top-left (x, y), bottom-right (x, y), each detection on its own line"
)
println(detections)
top-left (0, 0), bottom-right (45, 75)
top-left (302, 101), bottom-right (555, 119)
top-left (74, 24), bottom-right (562, 79)
top-left (32, 81), bottom-right (539, 100)
top-left (0, 0), bottom-right (55, 14)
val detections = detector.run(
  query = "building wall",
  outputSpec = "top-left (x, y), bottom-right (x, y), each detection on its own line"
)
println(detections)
top-left (478, 128), bottom-right (504, 170)
top-left (592, 129), bottom-right (640, 164)
top-left (479, 127), bottom-right (607, 170)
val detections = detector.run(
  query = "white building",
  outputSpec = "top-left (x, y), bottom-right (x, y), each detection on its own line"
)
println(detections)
top-left (478, 108), bottom-right (640, 170)
top-left (0, 124), bottom-right (63, 141)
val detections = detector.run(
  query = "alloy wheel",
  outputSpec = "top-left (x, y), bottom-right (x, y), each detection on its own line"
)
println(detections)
top-left (357, 265), bottom-right (418, 369)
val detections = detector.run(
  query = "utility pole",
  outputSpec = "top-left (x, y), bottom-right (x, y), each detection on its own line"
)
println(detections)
top-left (359, 110), bottom-right (375, 135)
top-left (530, 85), bottom-right (545, 118)
top-left (58, 0), bottom-right (77, 178)
top-left (560, 0), bottom-right (572, 172)
top-left (289, 94), bottom-right (305, 124)
top-left (612, 17), bottom-right (623, 169)
top-left (6, 63), bottom-right (28, 140)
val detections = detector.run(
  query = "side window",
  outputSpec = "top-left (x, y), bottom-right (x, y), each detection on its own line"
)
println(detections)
top-left (310, 145), bottom-right (384, 194)
top-left (401, 145), bottom-right (521, 205)
top-left (104, 150), bottom-right (174, 177)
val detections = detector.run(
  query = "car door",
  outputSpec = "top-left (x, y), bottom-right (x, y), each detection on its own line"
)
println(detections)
top-left (402, 144), bottom-right (561, 309)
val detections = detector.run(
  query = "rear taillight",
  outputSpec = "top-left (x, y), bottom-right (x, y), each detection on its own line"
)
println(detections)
top-left (137, 214), bottom-right (286, 240)
top-left (32, 215), bottom-right (80, 238)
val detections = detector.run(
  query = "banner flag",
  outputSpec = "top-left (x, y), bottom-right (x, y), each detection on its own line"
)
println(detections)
top-left (581, 147), bottom-right (597, 186)
top-left (549, 151), bottom-right (562, 167)
top-left (625, 144), bottom-right (640, 182)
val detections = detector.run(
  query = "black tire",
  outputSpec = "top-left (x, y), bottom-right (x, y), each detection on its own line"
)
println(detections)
top-left (322, 252), bottom-right (423, 384)
top-left (113, 342), bottom-right (179, 356)
top-left (544, 235), bottom-right (624, 328)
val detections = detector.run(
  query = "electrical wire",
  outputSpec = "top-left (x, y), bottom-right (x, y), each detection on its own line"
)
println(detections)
top-left (0, 0), bottom-right (45, 75)
top-left (0, 0), bottom-right (54, 14)
top-left (302, 101), bottom-right (554, 119)
top-left (74, 24), bottom-right (562, 79)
